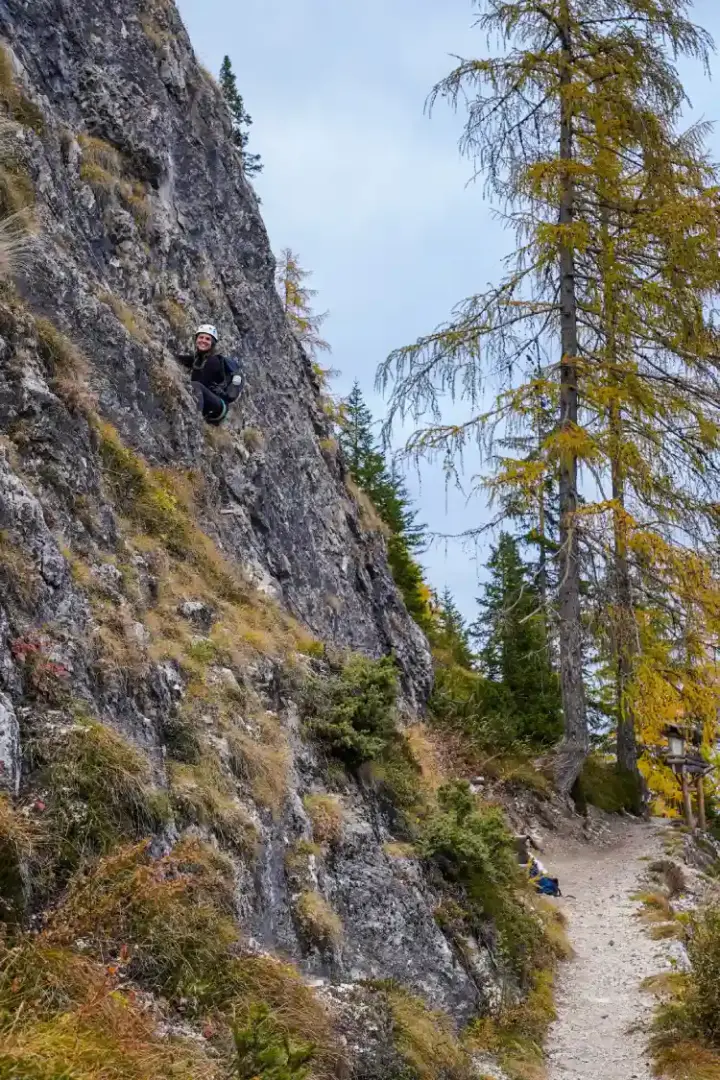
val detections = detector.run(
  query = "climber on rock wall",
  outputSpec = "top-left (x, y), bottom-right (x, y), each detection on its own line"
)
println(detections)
top-left (176, 324), bottom-right (243, 424)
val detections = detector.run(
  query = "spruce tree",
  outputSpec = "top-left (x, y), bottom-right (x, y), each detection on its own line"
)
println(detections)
top-left (435, 588), bottom-right (474, 670)
top-left (340, 382), bottom-right (387, 496)
top-left (219, 55), bottom-right (263, 176)
top-left (339, 382), bottom-right (430, 628)
top-left (378, 0), bottom-right (720, 795)
top-left (471, 534), bottom-right (562, 747)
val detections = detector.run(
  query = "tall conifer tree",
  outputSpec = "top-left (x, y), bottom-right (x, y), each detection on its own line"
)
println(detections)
top-left (471, 534), bottom-right (562, 747)
top-left (219, 56), bottom-right (263, 176)
top-left (378, 0), bottom-right (720, 795)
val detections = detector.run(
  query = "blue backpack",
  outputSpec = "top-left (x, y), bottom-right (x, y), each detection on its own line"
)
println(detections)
top-left (537, 875), bottom-right (561, 897)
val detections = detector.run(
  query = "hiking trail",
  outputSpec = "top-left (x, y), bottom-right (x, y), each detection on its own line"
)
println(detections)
top-left (544, 818), bottom-right (670, 1080)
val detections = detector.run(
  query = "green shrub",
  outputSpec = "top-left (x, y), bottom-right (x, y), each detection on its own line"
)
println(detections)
top-left (685, 906), bottom-right (720, 1045)
top-left (418, 782), bottom-right (519, 891)
top-left (303, 654), bottom-right (398, 766)
top-left (418, 781), bottom-right (551, 983)
top-left (233, 1004), bottom-right (315, 1080)
top-left (576, 755), bottom-right (642, 815)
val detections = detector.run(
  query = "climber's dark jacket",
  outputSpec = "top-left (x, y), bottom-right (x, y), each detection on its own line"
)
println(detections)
top-left (176, 351), bottom-right (243, 423)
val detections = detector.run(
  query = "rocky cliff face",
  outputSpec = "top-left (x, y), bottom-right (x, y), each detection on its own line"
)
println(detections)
top-left (0, 1), bottom-right (508, 1076)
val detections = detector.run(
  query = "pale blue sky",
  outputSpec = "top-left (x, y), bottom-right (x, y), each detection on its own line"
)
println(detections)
top-left (176, 0), bottom-right (720, 620)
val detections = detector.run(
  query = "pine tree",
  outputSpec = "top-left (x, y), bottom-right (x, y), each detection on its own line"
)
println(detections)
top-left (378, 0), bottom-right (720, 795)
top-left (471, 534), bottom-right (562, 747)
top-left (219, 55), bottom-right (263, 176)
top-left (275, 248), bottom-right (330, 359)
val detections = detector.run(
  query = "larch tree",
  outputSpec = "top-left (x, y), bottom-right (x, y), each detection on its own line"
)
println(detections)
top-left (219, 55), bottom-right (263, 176)
top-left (378, 0), bottom-right (720, 797)
top-left (275, 248), bottom-right (331, 361)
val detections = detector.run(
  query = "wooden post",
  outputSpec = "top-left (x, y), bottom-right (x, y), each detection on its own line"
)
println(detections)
top-left (681, 768), bottom-right (695, 829)
top-left (696, 775), bottom-right (707, 832)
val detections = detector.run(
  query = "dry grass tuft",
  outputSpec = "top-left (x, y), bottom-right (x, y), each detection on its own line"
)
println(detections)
top-left (98, 291), bottom-right (151, 344)
top-left (634, 889), bottom-right (674, 922)
top-left (157, 296), bottom-right (189, 334)
top-left (0, 45), bottom-right (44, 132)
top-left (227, 722), bottom-right (290, 818)
top-left (0, 163), bottom-right (34, 221)
top-left (46, 840), bottom-right (239, 998)
top-left (653, 1041), bottom-right (720, 1080)
top-left (649, 858), bottom-right (687, 898)
top-left (0, 528), bottom-right (40, 603)
top-left (0, 831), bottom-right (341, 1079)
top-left (0, 795), bottom-right (40, 919)
top-left (530, 895), bottom-right (574, 961)
top-left (36, 718), bottom-right (170, 873)
top-left (406, 724), bottom-right (446, 795)
top-left (651, 920), bottom-right (686, 941)
top-left (642, 971), bottom-right (688, 997)
top-left (303, 793), bottom-right (344, 845)
top-left (0, 211), bottom-right (34, 280)
top-left (384, 841), bottom-right (417, 858)
top-left (233, 953), bottom-right (343, 1078)
top-left (388, 987), bottom-right (472, 1080)
top-left (345, 476), bottom-right (391, 536)
top-left (0, 932), bottom-right (219, 1080)
top-left (78, 134), bottom-right (122, 174)
top-left (469, 970), bottom-right (557, 1080)
top-left (242, 426), bottom-right (265, 453)
top-left (169, 757), bottom-right (258, 855)
top-left (35, 315), bottom-right (96, 414)
top-left (293, 890), bottom-right (343, 947)
top-left (78, 137), bottom-right (151, 231)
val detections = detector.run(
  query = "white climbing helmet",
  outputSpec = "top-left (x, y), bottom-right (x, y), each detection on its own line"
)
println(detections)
top-left (195, 323), bottom-right (218, 342)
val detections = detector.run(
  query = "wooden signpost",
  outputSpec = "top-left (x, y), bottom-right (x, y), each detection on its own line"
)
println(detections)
top-left (664, 723), bottom-right (714, 830)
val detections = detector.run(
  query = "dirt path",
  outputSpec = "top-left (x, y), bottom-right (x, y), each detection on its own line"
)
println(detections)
top-left (544, 818), bottom-right (669, 1080)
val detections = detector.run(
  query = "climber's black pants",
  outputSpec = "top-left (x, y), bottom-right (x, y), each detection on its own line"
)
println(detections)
top-left (192, 383), bottom-right (227, 424)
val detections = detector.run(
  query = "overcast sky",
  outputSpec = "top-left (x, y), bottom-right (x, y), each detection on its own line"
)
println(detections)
top-left (176, 0), bottom-right (720, 620)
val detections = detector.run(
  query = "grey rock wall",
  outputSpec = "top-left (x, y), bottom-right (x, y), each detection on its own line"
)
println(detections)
top-left (0, 0), bottom-right (504, 1056)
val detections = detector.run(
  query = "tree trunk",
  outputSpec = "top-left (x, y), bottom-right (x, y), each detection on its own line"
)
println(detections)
top-left (681, 769), bottom-right (695, 829)
top-left (554, 0), bottom-right (589, 798)
top-left (697, 775), bottom-right (707, 832)
top-left (611, 429), bottom-right (640, 777)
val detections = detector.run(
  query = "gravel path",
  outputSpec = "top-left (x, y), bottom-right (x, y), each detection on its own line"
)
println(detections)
top-left (544, 818), bottom-right (669, 1080)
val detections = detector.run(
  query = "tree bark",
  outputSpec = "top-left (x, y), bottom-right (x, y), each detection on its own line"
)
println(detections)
top-left (554, 0), bottom-right (589, 798)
